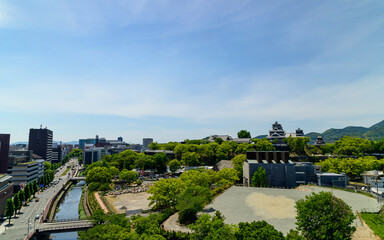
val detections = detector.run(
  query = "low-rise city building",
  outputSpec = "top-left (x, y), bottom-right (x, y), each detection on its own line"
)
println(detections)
top-left (0, 174), bottom-right (13, 216)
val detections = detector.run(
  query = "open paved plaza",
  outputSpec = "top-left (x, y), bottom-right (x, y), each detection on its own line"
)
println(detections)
top-left (204, 186), bottom-right (381, 235)
top-left (104, 192), bottom-right (151, 214)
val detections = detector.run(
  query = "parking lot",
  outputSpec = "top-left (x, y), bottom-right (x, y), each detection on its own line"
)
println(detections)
top-left (204, 186), bottom-right (381, 235)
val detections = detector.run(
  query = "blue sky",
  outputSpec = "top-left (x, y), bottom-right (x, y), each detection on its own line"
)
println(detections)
top-left (0, 0), bottom-right (383, 143)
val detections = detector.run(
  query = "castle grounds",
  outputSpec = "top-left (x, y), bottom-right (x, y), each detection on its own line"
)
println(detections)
top-left (204, 186), bottom-right (381, 235)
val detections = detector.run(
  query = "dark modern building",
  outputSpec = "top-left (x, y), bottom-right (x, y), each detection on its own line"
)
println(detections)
top-left (0, 174), bottom-right (13, 216)
top-left (28, 128), bottom-right (53, 163)
top-left (143, 138), bottom-right (153, 151)
top-left (52, 146), bottom-right (62, 163)
top-left (243, 151), bottom-right (345, 188)
top-left (0, 134), bottom-right (10, 173)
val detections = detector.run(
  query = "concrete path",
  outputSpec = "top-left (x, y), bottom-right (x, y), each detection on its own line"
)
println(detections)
top-left (163, 213), bottom-right (192, 233)
top-left (94, 192), bottom-right (109, 213)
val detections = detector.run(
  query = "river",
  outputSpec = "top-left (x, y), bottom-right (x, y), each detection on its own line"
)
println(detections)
top-left (49, 180), bottom-right (85, 240)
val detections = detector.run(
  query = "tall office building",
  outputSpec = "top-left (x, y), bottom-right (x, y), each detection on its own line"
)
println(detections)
top-left (0, 134), bottom-right (10, 173)
top-left (28, 127), bottom-right (53, 163)
top-left (142, 138), bottom-right (153, 152)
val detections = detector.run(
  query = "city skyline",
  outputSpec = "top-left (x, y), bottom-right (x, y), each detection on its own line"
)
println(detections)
top-left (1, 1), bottom-right (383, 143)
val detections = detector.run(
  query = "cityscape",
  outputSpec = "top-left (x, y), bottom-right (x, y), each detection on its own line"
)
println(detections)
top-left (1, 1), bottom-right (384, 240)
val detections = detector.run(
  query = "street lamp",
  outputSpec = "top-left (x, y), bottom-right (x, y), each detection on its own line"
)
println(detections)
top-left (27, 218), bottom-right (30, 235)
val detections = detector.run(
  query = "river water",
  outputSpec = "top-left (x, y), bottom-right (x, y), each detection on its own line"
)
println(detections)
top-left (49, 181), bottom-right (85, 240)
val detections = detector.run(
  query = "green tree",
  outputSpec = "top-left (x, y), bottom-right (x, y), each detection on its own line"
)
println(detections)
top-left (148, 142), bottom-right (160, 150)
top-left (237, 130), bottom-right (251, 138)
top-left (119, 169), bottom-right (139, 185)
top-left (147, 178), bottom-right (186, 210)
top-left (86, 167), bottom-right (112, 184)
top-left (13, 192), bottom-right (21, 215)
top-left (235, 221), bottom-right (285, 240)
top-left (176, 186), bottom-right (212, 224)
top-left (231, 154), bottom-right (247, 180)
top-left (189, 212), bottom-right (236, 240)
top-left (134, 154), bottom-right (154, 170)
top-left (44, 161), bottom-right (52, 171)
top-left (251, 167), bottom-right (267, 187)
top-left (333, 136), bottom-right (375, 156)
top-left (5, 198), bottom-right (14, 224)
top-left (252, 139), bottom-right (275, 151)
top-left (180, 170), bottom-right (212, 188)
top-left (109, 166), bottom-right (119, 177)
top-left (235, 143), bottom-right (255, 154)
top-left (295, 191), bottom-right (356, 240)
top-left (153, 153), bottom-right (168, 173)
top-left (168, 159), bottom-right (181, 174)
top-left (33, 180), bottom-right (38, 195)
top-left (285, 137), bottom-right (310, 155)
top-left (285, 229), bottom-right (305, 240)
top-left (182, 152), bottom-right (200, 166)
top-left (24, 184), bottom-right (31, 200)
top-left (18, 190), bottom-right (25, 205)
top-left (214, 137), bottom-right (224, 144)
top-left (216, 168), bottom-right (239, 186)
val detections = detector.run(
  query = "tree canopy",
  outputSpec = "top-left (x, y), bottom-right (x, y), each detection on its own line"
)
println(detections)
top-left (147, 178), bottom-right (186, 210)
top-left (86, 166), bottom-right (112, 184)
top-left (168, 159), bottom-right (181, 174)
top-left (235, 221), bottom-right (285, 240)
top-left (237, 130), bottom-right (251, 138)
top-left (119, 169), bottom-right (139, 185)
top-left (295, 191), bottom-right (356, 240)
top-left (176, 186), bottom-right (212, 224)
top-left (251, 167), bottom-right (267, 187)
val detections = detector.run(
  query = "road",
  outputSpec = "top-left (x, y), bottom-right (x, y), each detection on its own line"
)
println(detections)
top-left (0, 159), bottom-right (80, 240)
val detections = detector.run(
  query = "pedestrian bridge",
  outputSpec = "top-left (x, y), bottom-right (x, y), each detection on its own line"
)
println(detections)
top-left (70, 176), bottom-right (86, 182)
top-left (36, 219), bottom-right (93, 234)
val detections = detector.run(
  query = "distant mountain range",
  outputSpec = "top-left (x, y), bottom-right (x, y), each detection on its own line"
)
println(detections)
top-left (253, 120), bottom-right (384, 143)
top-left (11, 140), bottom-right (79, 146)
top-left (305, 120), bottom-right (384, 143)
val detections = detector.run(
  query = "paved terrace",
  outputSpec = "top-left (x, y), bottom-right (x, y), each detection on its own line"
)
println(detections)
top-left (204, 186), bottom-right (381, 235)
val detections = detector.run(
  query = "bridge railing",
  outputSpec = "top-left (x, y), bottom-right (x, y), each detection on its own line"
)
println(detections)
top-left (44, 218), bottom-right (90, 223)
top-left (36, 224), bottom-right (94, 233)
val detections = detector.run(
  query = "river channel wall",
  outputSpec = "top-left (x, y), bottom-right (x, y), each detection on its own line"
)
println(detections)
top-left (44, 181), bottom-right (74, 221)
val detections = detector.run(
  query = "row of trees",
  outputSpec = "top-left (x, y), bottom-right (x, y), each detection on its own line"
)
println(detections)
top-left (149, 139), bottom-right (274, 165)
top-left (85, 162), bottom-right (140, 191)
top-left (152, 136), bottom-right (384, 159)
top-left (38, 169), bottom-right (55, 187)
top-left (100, 150), bottom-right (170, 173)
top-left (316, 156), bottom-right (384, 180)
top-left (310, 136), bottom-right (384, 156)
top-left (5, 180), bottom-right (39, 224)
top-left (61, 148), bottom-right (82, 165)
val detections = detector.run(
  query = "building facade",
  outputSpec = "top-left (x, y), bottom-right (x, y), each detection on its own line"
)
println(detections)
top-left (0, 134), bottom-right (10, 173)
top-left (83, 147), bottom-right (107, 165)
top-left (243, 151), bottom-right (318, 188)
top-left (28, 128), bottom-right (53, 163)
top-left (8, 150), bottom-right (44, 190)
top-left (0, 175), bottom-right (13, 216)
top-left (142, 138), bottom-right (153, 152)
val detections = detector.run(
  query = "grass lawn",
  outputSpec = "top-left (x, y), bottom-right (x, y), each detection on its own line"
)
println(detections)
top-left (361, 212), bottom-right (384, 239)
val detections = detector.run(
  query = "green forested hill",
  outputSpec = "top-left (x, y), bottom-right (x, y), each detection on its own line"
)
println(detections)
top-left (306, 120), bottom-right (384, 143)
